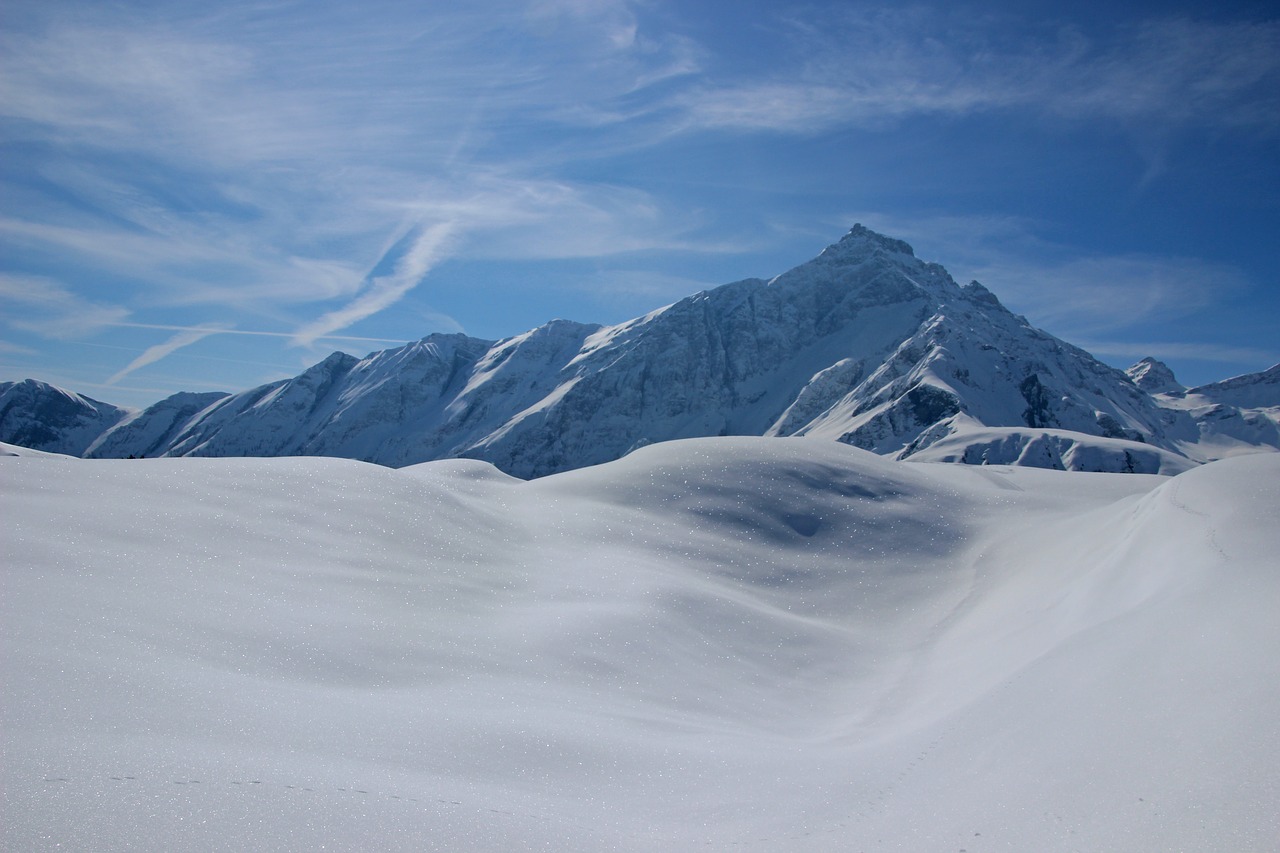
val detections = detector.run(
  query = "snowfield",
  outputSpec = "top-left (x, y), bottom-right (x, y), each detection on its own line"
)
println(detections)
top-left (2, 437), bottom-right (1278, 851)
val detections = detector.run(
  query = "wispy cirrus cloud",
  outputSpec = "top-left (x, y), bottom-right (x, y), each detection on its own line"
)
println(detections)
top-left (0, 339), bottom-right (38, 356)
top-left (0, 216), bottom-right (366, 308)
top-left (2, 1), bottom-right (728, 351)
top-left (0, 1), bottom-right (718, 345)
top-left (396, 171), bottom-right (737, 261)
top-left (0, 273), bottom-right (130, 338)
top-left (667, 13), bottom-right (1280, 134)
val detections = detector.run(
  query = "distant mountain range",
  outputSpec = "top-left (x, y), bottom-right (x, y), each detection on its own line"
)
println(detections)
top-left (3, 225), bottom-right (1277, 476)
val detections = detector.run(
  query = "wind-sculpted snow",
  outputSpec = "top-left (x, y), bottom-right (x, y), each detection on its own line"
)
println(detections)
top-left (10, 225), bottom-right (1260, 476)
top-left (3, 439), bottom-right (1277, 850)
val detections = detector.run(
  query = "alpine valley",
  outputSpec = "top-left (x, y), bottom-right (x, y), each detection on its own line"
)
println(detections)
top-left (3, 226), bottom-right (1277, 476)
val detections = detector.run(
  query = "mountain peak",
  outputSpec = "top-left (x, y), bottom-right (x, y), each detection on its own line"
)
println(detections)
top-left (961, 280), bottom-right (1003, 308)
top-left (1127, 357), bottom-right (1183, 394)
top-left (819, 224), bottom-right (916, 262)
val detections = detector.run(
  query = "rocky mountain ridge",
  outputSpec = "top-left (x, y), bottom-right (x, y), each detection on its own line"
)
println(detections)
top-left (3, 226), bottom-right (1277, 476)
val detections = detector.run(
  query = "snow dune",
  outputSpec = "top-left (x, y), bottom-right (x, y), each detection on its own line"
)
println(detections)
top-left (2, 437), bottom-right (1277, 851)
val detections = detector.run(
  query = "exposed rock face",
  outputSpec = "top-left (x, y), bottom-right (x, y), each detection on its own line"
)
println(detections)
top-left (4, 226), bottom-right (1275, 476)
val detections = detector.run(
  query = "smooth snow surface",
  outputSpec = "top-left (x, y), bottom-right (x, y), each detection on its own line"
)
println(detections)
top-left (3, 438), bottom-right (1278, 851)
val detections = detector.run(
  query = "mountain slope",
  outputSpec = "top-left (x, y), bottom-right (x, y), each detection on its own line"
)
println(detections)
top-left (1138, 360), bottom-right (1280, 462)
top-left (2, 226), bottom-right (1274, 475)
top-left (0, 379), bottom-right (130, 457)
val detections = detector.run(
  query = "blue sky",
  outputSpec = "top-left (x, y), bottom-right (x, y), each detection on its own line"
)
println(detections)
top-left (2, 0), bottom-right (1277, 408)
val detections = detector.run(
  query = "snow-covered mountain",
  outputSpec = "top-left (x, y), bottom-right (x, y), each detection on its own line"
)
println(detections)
top-left (1125, 356), bottom-right (1183, 394)
top-left (4, 226), bottom-right (1277, 475)
top-left (0, 379), bottom-right (130, 457)
top-left (1127, 358), bottom-right (1280, 462)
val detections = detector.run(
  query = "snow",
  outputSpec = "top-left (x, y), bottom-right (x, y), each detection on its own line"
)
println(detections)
top-left (4, 437), bottom-right (1277, 850)
top-left (904, 418), bottom-right (1198, 474)
top-left (0, 440), bottom-right (74, 458)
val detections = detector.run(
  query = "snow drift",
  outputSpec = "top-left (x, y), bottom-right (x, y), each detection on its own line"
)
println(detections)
top-left (3, 438), bottom-right (1277, 850)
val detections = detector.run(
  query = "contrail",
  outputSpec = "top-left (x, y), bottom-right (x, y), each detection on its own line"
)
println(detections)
top-left (290, 222), bottom-right (456, 348)
top-left (106, 327), bottom-right (225, 385)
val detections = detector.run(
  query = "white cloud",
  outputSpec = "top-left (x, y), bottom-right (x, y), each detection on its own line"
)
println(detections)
top-left (525, 0), bottom-right (639, 49)
top-left (393, 171), bottom-right (745, 262)
top-left (1057, 18), bottom-right (1280, 128)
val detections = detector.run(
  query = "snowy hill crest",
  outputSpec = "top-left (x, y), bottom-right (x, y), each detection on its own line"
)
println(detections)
top-left (3, 226), bottom-right (1277, 475)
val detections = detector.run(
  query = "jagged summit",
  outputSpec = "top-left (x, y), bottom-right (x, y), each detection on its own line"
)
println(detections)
top-left (821, 223), bottom-right (916, 260)
top-left (961, 280), bottom-right (1002, 308)
top-left (4, 226), bottom-right (1276, 475)
top-left (1127, 357), bottom-right (1184, 394)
